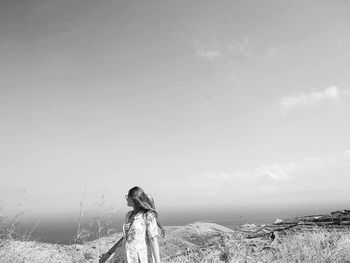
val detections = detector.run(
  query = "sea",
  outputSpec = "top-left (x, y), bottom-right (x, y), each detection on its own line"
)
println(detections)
top-left (10, 205), bottom-right (340, 245)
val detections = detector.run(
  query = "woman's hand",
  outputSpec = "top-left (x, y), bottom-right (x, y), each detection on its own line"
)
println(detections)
top-left (99, 253), bottom-right (111, 263)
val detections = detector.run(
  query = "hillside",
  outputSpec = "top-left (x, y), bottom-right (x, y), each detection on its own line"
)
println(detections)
top-left (1, 219), bottom-right (350, 263)
top-left (0, 222), bottom-right (233, 263)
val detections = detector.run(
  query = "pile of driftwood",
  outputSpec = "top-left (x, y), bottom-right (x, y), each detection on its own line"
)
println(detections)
top-left (241, 209), bottom-right (350, 240)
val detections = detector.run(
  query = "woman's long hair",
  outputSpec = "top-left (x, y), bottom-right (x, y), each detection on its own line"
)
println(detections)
top-left (128, 186), bottom-right (165, 237)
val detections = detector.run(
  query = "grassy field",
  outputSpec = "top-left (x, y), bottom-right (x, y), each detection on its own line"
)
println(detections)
top-left (1, 221), bottom-right (350, 263)
top-left (162, 229), bottom-right (350, 263)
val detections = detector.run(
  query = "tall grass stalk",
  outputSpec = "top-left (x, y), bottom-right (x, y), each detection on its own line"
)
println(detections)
top-left (0, 188), bottom-right (26, 240)
top-left (75, 189), bottom-right (86, 244)
top-left (96, 190), bottom-right (106, 254)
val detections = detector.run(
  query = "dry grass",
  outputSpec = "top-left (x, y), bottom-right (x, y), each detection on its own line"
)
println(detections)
top-left (0, 240), bottom-right (71, 263)
top-left (0, 233), bottom-right (123, 263)
top-left (162, 228), bottom-right (350, 263)
top-left (1, 222), bottom-right (350, 263)
top-left (260, 230), bottom-right (350, 263)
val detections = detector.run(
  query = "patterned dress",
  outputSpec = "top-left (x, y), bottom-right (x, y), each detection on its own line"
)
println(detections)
top-left (111, 211), bottom-right (159, 263)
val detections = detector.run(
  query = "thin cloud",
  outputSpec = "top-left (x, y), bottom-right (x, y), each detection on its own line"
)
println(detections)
top-left (255, 152), bottom-right (350, 181)
top-left (157, 151), bottom-right (350, 201)
top-left (227, 38), bottom-right (251, 57)
top-left (158, 172), bottom-right (231, 191)
top-left (157, 173), bottom-right (232, 197)
top-left (197, 50), bottom-right (223, 61)
top-left (158, 151), bottom-right (350, 190)
top-left (301, 151), bottom-right (350, 170)
top-left (197, 39), bottom-right (251, 60)
top-left (280, 86), bottom-right (339, 113)
top-left (255, 163), bottom-right (291, 181)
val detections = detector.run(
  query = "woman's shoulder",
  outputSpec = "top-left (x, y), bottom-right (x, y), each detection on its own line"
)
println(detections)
top-left (144, 211), bottom-right (156, 221)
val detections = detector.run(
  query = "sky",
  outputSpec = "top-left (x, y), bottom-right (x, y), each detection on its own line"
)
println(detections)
top-left (1, 0), bottom-right (350, 218)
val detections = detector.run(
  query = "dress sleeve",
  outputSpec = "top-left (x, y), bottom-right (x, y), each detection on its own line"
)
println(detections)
top-left (145, 212), bottom-right (158, 238)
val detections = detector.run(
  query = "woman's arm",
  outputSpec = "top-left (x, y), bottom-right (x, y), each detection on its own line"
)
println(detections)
top-left (99, 237), bottom-right (124, 263)
top-left (149, 236), bottom-right (161, 263)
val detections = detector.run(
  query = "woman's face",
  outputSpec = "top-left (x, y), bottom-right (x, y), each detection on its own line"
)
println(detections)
top-left (126, 195), bottom-right (135, 208)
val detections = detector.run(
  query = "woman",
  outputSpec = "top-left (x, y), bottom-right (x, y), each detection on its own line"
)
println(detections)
top-left (100, 186), bottom-right (164, 263)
